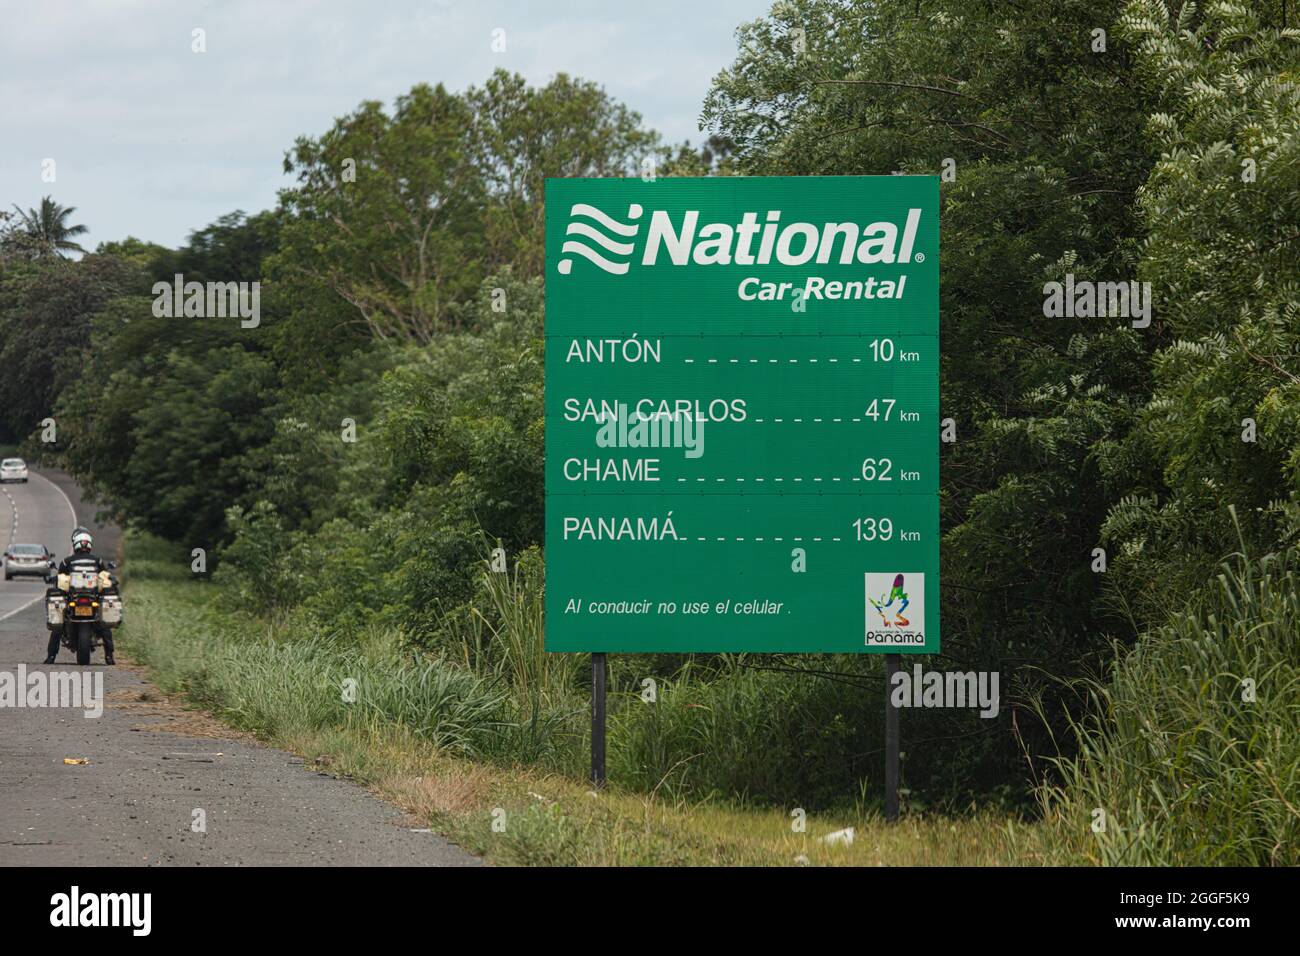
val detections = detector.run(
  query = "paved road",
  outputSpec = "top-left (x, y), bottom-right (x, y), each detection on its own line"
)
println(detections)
top-left (0, 470), bottom-right (479, 866)
top-left (0, 470), bottom-right (77, 627)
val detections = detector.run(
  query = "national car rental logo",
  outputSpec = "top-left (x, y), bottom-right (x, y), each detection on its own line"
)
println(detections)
top-left (555, 201), bottom-right (922, 278)
top-left (557, 203), bottom-right (644, 275)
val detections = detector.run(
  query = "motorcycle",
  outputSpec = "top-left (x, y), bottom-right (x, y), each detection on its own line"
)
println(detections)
top-left (45, 562), bottom-right (122, 665)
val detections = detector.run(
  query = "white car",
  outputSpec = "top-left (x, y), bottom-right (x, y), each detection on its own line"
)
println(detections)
top-left (4, 543), bottom-right (54, 581)
top-left (0, 458), bottom-right (28, 483)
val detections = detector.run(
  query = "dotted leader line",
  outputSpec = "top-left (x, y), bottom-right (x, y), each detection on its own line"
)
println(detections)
top-left (750, 417), bottom-right (864, 423)
top-left (690, 536), bottom-right (844, 543)
top-left (676, 477), bottom-right (868, 483)
top-left (685, 357), bottom-right (865, 365)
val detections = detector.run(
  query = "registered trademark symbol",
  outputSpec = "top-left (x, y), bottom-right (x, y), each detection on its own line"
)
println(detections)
top-left (914, 253), bottom-right (925, 262)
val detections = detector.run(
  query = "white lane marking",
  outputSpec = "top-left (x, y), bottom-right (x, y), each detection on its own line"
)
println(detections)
top-left (40, 470), bottom-right (80, 531)
top-left (0, 587), bottom-right (46, 623)
top-left (1, 485), bottom-right (17, 549)
top-left (0, 471), bottom-right (80, 623)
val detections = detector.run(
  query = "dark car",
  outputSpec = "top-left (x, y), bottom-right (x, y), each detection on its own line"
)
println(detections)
top-left (4, 543), bottom-right (55, 581)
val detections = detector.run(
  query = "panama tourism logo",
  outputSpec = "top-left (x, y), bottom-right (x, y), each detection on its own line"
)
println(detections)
top-left (865, 572), bottom-right (926, 647)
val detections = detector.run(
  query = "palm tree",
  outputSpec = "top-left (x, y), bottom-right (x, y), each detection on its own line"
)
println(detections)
top-left (11, 196), bottom-right (89, 257)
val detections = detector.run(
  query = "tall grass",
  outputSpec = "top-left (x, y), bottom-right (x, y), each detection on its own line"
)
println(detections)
top-left (462, 545), bottom-right (581, 704)
top-left (127, 530), bottom-right (1299, 854)
top-left (124, 533), bottom-right (994, 812)
top-left (1029, 550), bottom-right (1300, 865)
top-left (118, 543), bottom-right (1036, 864)
top-left (122, 535), bottom-right (573, 766)
top-left (438, 544), bottom-right (586, 765)
top-left (609, 659), bottom-right (883, 807)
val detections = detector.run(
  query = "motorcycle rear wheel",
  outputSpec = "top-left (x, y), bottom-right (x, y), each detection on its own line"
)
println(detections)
top-left (75, 624), bottom-right (92, 666)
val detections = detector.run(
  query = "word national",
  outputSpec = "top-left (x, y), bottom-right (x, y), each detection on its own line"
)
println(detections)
top-left (642, 208), bottom-right (923, 267)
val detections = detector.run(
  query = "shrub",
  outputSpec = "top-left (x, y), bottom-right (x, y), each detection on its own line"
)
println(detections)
top-left (1033, 548), bottom-right (1300, 865)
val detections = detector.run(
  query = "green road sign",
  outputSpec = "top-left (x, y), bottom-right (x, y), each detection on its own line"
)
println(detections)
top-left (545, 176), bottom-right (938, 653)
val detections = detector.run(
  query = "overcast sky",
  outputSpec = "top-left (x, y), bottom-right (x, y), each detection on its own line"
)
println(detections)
top-left (0, 0), bottom-right (767, 251)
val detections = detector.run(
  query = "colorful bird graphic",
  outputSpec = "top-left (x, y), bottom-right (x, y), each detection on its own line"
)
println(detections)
top-left (868, 573), bottom-right (911, 627)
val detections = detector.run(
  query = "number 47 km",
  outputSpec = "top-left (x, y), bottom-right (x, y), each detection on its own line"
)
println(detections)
top-left (865, 399), bottom-right (920, 423)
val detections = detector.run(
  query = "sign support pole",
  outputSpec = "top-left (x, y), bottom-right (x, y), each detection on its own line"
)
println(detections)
top-left (591, 652), bottom-right (607, 787)
top-left (884, 653), bottom-right (900, 821)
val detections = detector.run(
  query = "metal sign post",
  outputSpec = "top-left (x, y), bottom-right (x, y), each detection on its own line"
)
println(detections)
top-left (885, 653), bottom-right (900, 820)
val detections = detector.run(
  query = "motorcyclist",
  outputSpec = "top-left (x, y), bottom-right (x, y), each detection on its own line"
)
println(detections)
top-left (45, 527), bottom-right (116, 665)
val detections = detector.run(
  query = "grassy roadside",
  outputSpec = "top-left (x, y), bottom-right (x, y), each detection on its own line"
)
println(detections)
top-left (1030, 549), bottom-right (1300, 866)
top-left (116, 531), bottom-right (1039, 865)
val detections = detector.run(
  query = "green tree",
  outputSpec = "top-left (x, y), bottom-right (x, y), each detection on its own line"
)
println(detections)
top-left (277, 83), bottom-right (486, 343)
top-left (703, 0), bottom-right (1162, 798)
top-left (0, 253), bottom-right (141, 441)
top-left (10, 196), bottom-right (89, 257)
top-left (60, 346), bottom-right (280, 545)
top-left (466, 69), bottom-right (661, 277)
top-left (53, 211), bottom-right (287, 541)
top-left (274, 73), bottom-right (661, 345)
top-left (1100, 0), bottom-right (1300, 616)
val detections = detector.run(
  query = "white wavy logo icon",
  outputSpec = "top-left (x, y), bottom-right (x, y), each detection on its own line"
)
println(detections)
top-left (557, 203), bottom-right (643, 275)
